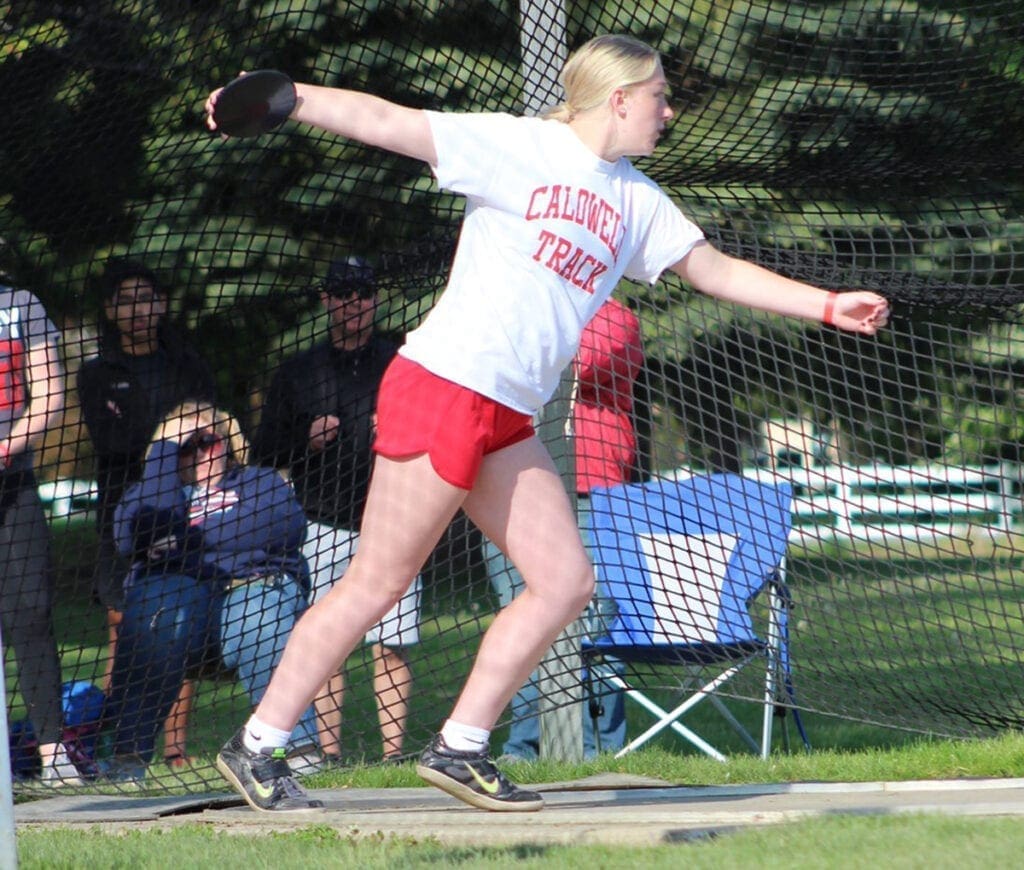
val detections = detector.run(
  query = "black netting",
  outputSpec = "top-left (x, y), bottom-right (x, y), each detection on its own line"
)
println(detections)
top-left (3, 0), bottom-right (1024, 793)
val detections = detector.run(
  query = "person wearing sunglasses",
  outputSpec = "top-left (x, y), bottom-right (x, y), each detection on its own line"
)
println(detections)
top-left (100, 400), bottom-right (320, 786)
top-left (254, 256), bottom-right (421, 765)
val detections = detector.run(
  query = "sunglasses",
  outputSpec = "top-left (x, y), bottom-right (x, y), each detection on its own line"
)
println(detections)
top-left (320, 281), bottom-right (376, 301)
top-left (179, 431), bottom-right (221, 455)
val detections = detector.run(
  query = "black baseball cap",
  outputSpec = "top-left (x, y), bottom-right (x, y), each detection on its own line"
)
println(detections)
top-left (323, 256), bottom-right (376, 299)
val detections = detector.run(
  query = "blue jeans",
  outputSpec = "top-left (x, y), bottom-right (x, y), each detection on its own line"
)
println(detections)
top-left (483, 506), bottom-right (626, 759)
top-left (216, 575), bottom-right (319, 749)
top-left (106, 572), bottom-right (318, 761)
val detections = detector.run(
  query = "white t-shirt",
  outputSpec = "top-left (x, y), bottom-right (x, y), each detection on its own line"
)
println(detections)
top-left (400, 112), bottom-right (705, 414)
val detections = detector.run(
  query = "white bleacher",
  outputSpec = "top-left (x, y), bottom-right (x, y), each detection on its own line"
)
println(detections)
top-left (660, 463), bottom-right (1022, 546)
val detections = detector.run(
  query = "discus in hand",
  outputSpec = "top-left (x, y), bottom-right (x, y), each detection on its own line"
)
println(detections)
top-left (211, 69), bottom-right (296, 138)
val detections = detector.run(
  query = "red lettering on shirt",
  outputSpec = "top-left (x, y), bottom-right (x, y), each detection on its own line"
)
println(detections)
top-left (188, 488), bottom-right (240, 525)
top-left (532, 231), bottom-right (608, 296)
top-left (525, 187), bottom-right (547, 220)
top-left (558, 247), bottom-right (585, 281)
top-left (543, 235), bottom-right (574, 271)
top-left (533, 229), bottom-right (556, 261)
top-left (539, 186), bottom-right (558, 220)
top-left (577, 259), bottom-right (608, 295)
top-left (525, 185), bottom-right (625, 261)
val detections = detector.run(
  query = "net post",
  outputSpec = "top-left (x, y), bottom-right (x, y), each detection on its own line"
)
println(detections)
top-left (518, 0), bottom-right (567, 115)
top-left (518, 0), bottom-right (580, 762)
top-left (0, 626), bottom-right (18, 866)
top-left (536, 369), bottom-right (584, 762)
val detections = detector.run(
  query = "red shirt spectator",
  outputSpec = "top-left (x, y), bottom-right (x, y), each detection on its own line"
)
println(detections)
top-left (573, 297), bottom-right (644, 493)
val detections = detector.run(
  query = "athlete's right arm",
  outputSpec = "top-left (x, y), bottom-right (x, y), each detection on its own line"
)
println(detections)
top-left (289, 84), bottom-right (437, 166)
top-left (206, 78), bottom-right (438, 166)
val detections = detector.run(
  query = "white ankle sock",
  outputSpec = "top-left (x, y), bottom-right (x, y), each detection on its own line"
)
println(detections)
top-left (440, 720), bottom-right (490, 753)
top-left (242, 715), bottom-right (292, 754)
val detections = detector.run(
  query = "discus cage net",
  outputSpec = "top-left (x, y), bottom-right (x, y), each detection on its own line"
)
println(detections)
top-left (3, 0), bottom-right (1024, 792)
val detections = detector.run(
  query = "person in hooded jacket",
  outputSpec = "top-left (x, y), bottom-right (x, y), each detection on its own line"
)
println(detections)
top-left (102, 400), bottom-right (320, 784)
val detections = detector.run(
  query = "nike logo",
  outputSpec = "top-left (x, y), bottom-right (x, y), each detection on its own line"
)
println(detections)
top-left (252, 780), bottom-right (276, 800)
top-left (465, 763), bottom-right (500, 795)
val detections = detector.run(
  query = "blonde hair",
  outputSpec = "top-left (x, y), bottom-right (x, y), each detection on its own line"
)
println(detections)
top-left (150, 399), bottom-right (250, 466)
top-left (543, 34), bottom-right (662, 123)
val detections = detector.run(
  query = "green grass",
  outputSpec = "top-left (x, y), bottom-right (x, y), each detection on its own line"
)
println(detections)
top-left (300, 730), bottom-right (1024, 789)
top-left (13, 519), bottom-right (1023, 790)
top-left (14, 736), bottom-right (1024, 868)
top-left (15, 816), bottom-right (1024, 869)
top-left (13, 533), bottom-right (1024, 758)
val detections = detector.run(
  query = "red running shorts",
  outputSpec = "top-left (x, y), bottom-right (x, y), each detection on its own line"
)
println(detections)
top-left (373, 355), bottom-right (535, 490)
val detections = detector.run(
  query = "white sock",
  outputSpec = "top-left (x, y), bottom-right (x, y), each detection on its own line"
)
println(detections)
top-left (242, 715), bottom-right (292, 754)
top-left (440, 719), bottom-right (490, 753)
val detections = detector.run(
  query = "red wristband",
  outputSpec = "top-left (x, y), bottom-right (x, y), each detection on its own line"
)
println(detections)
top-left (822, 291), bottom-right (839, 326)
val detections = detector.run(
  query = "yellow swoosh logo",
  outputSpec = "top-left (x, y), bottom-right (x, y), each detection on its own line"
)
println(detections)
top-left (465, 763), bottom-right (500, 795)
top-left (253, 779), bottom-right (276, 800)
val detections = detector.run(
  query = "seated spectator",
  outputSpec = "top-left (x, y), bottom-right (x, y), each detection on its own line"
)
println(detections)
top-left (101, 399), bottom-right (320, 784)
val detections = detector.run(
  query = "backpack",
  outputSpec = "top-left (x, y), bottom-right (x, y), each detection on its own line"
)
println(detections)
top-left (8, 680), bottom-right (107, 780)
top-left (60, 680), bottom-right (106, 777)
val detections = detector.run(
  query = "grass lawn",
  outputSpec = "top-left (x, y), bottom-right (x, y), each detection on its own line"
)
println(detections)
top-left (15, 815), bottom-right (1024, 869)
top-left (10, 519), bottom-right (1024, 786)
top-left (15, 734), bottom-right (1024, 868)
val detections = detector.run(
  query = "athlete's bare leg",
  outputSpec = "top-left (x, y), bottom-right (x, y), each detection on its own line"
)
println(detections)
top-left (454, 436), bottom-right (594, 729)
top-left (251, 453), bottom-right (466, 732)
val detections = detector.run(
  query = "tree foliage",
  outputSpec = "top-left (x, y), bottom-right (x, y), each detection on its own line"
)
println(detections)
top-left (1, 1), bottom-right (1023, 464)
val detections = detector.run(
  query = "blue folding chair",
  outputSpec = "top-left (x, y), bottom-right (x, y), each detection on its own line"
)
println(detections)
top-left (582, 472), bottom-right (808, 760)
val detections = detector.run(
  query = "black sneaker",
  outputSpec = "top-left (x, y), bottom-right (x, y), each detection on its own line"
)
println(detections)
top-left (416, 735), bottom-right (543, 812)
top-left (216, 729), bottom-right (324, 812)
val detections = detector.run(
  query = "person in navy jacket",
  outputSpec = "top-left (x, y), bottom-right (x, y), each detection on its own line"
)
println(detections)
top-left (101, 399), bottom-right (319, 784)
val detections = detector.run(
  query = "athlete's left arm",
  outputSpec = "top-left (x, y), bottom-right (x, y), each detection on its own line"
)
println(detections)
top-left (4, 338), bottom-right (64, 461)
top-left (670, 241), bottom-right (889, 335)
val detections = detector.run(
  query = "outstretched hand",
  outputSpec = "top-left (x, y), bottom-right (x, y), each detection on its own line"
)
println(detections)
top-left (204, 83), bottom-right (229, 134)
top-left (204, 70), bottom-right (245, 136)
top-left (829, 291), bottom-right (890, 335)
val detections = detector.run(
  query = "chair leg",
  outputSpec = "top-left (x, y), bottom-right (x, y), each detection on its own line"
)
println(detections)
top-left (604, 662), bottom-right (750, 761)
top-left (708, 694), bottom-right (761, 754)
top-left (593, 659), bottom-right (729, 757)
top-left (583, 659), bottom-right (603, 754)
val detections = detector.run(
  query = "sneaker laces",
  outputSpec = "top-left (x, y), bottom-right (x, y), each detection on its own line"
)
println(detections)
top-left (278, 774), bottom-right (310, 800)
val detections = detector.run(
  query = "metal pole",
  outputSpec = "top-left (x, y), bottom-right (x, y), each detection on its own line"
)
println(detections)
top-left (0, 624), bottom-right (20, 868)
top-left (518, 0), bottom-right (567, 115)
top-left (518, 1), bottom-right (580, 761)
top-left (535, 373), bottom-right (583, 762)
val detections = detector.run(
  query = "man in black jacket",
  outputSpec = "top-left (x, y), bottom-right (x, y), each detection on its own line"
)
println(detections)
top-left (255, 257), bottom-right (420, 762)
